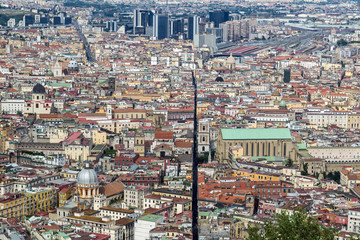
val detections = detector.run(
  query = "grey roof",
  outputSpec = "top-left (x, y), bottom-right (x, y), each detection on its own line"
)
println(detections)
top-left (77, 168), bottom-right (98, 185)
top-left (33, 83), bottom-right (46, 94)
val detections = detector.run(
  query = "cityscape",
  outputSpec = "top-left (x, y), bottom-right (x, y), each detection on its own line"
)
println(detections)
top-left (0, 0), bottom-right (360, 239)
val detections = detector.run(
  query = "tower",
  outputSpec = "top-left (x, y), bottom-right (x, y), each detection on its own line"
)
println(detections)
top-left (198, 119), bottom-right (210, 155)
top-left (188, 15), bottom-right (200, 40)
top-left (134, 129), bottom-right (145, 157)
top-left (107, 105), bottom-right (112, 120)
top-left (153, 14), bottom-right (169, 40)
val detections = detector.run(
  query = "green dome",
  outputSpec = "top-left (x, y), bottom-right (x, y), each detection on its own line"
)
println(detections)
top-left (54, 91), bottom-right (60, 97)
top-left (46, 70), bottom-right (54, 76)
top-left (279, 100), bottom-right (286, 107)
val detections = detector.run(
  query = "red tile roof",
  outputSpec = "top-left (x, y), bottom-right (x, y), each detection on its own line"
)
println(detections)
top-left (154, 131), bottom-right (173, 140)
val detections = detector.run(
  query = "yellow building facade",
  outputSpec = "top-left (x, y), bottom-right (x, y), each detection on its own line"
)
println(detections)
top-left (92, 130), bottom-right (107, 145)
top-left (234, 169), bottom-right (280, 182)
top-left (0, 187), bottom-right (54, 219)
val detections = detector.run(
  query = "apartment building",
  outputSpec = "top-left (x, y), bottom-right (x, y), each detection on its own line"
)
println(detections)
top-left (0, 99), bottom-right (25, 114)
top-left (99, 206), bottom-right (135, 220)
top-left (124, 186), bottom-right (149, 209)
top-left (0, 187), bottom-right (55, 219)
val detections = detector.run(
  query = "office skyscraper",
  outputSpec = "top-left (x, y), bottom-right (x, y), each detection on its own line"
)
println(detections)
top-left (106, 20), bottom-right (117, 32)
top-left (209, 10), bottom-right (229, 27)
top-left (53, 16), bottom-right (61, 25)
top-left (133, 10), bottom-right (154, 35)
top-left (23, 15), bottom-right (34, 26)
top-left (188, 15), bottom-right (200, 40)
top-left (170, 18), bottom-right (184, 36)
top-left (35, 15), bottom-right (41, 24)
top-left (65, 17), bottom-right (72, 25)
top-left (153, 14), bottom-right (169, 40)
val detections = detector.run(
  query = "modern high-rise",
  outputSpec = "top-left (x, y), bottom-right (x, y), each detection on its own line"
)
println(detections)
top-left (193, 33), bottom-right (217, 53)
top-left (106, 20), bottom-right (117, 32)
top-left (209, 10), bottom-right (229, 27)
top-left (23, 15), bottom-right (34, 26)
top-left (65, 17), bottom-right (72, 25)
top-left (188, 15), bottom-right (200, 40)
top-left (53, 16), bottom-right (61, 25)
top-left (169, 18), bottom-right (184, 36)
top-left (153, 14), bottom-right (169, 40)
top-left (133, 10), bottom-right (154, 35)
top-left (220, 19), bottom-right (257, 42)
top-left (59, 13), bottom-right (66, 25)
top-left (35, 15), bottom-right (41, 24)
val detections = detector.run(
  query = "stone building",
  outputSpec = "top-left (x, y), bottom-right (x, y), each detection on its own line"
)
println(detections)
top-left (24, 84), bottom-right (54, 115)
top-left (216, 128), bottom-right (297, 163)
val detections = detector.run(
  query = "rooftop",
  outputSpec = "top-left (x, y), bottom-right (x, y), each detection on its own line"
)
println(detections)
top-left (138, 214), bottom-right (163, 223)
top-left (221, 128), bottom-right (292, 140)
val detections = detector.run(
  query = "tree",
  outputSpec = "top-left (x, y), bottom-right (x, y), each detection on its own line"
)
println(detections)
top-left (340, 60), bottom-right (345, 68)
top-left (325, 171), bottom-right (340, 184)
top-left (247, 210), bottom-right (337, 240)
top-left (301, 162), bottom-right (308, 175)
top-left (285, 158), bottom-right (293, 167)
top-left (337, 39), bottom-right (348, 46)
top-left (284, 69), bottom-right (291, 83)
top-left (198, 152), bottom-right (209, 164)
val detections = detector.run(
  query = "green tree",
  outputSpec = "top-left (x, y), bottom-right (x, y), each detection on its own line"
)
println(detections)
top-left (285, 158), bottom-right (293, 167)
top-left (284, 69), bottom-right (291, 83)
top-left (337, 39), bottom-right (348, 46)
top-left (325, 171), bottom-right (340, 184)
top-left (301, 162), bottom-right (308, 175)
top-left (247, 210), bottom-right (337, 240)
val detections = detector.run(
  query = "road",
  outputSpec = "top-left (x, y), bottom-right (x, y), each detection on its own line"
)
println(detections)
top-left (75, 20), bottom-right (96, 62)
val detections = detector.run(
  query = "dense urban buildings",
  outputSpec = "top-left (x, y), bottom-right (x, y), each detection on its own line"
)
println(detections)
top-left (0, 0), bottom-right (360, 239)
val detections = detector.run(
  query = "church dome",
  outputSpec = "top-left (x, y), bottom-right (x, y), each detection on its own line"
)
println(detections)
top-left (279, 100), bottom-right (286, 107)
top-left (33, 83), bottom-right (46, 94)
top-left (227, 54), bottom-right (236, 64)
top-left (46, 70), bottom-right (54, 77)
top-left (215, 76), bottom-right (224, 82)
top-left (77, 167), bottom-right (98, 186)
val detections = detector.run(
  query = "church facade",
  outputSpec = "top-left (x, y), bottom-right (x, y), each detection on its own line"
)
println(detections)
top-left (24, 83), bottom-right (54, 114)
